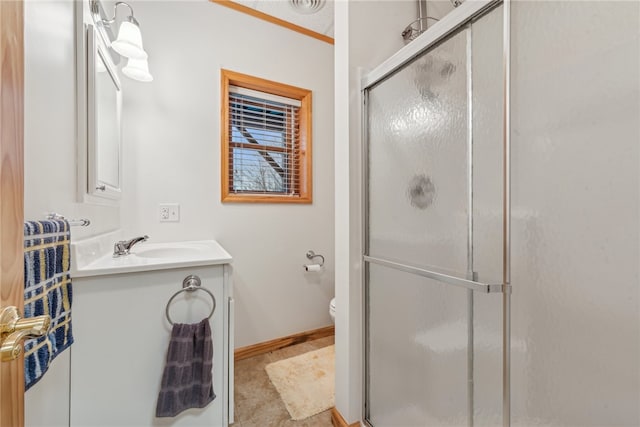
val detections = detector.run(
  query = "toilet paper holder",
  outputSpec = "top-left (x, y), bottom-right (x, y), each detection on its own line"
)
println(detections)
top-left (306, 250), bottom-right (325, 266)
top-left (304, 250), bottom-right (325, 269)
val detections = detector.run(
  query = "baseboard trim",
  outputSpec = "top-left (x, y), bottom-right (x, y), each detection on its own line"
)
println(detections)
top-left (234, 325), bottom-right (334, 361)
top-left (331, 407), bottom-right (360, 427)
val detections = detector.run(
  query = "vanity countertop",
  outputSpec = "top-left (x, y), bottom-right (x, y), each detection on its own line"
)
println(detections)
top-left (71, 239), bottom-right (232, 278)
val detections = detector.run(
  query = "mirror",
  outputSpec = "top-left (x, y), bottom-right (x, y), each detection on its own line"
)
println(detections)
top-left (76, 17), bottom-right (122, 203)
top-left (87, 24), bottom-right (122, 200)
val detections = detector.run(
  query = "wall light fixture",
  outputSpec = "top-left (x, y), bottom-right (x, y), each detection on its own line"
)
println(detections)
top-left (91, 0), bottom-right (153, 82)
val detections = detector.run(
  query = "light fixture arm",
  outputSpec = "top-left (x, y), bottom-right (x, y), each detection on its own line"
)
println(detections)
top-left (92, 1), bottom-right (139, 27)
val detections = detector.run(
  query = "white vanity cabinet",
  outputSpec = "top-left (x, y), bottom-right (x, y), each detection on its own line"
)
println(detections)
top-left (69, 242), bottom-right (233, 427)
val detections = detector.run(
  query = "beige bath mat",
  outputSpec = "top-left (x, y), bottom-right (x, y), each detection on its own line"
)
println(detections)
top-left (265, 345), bottom-right (335, 420)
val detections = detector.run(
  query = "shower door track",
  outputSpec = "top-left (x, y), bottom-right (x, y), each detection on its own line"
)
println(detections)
top-left (361, 0), bottom-right (511, 426)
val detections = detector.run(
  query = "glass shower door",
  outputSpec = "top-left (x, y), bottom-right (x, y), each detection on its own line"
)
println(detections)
top-left (364, 4), bottom-right (505, 426)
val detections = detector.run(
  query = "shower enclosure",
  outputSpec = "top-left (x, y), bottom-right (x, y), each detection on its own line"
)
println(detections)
top-left (364, 2), bottom-right (507, 425)
top-left (363, 0), bottom-right (639, 426)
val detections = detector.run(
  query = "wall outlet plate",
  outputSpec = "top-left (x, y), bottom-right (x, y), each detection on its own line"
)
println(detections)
top-left (159, 203), bottom-right (180, 222)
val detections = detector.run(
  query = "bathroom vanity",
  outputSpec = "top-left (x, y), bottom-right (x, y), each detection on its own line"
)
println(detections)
top-left (70, 239), bottom-right (233, 426)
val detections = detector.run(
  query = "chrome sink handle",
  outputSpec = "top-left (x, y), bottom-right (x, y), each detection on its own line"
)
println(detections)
top-left (113, 235), bottom-right (149, 257)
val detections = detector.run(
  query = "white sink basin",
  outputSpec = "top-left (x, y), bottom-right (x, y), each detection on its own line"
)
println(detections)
top-left (133, 244), bottom-right (209, 259)
top-left (71, 238), bottom-right (232, 278)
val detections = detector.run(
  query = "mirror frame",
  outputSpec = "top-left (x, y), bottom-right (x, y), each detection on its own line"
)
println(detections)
top-left (87, 23), bottom-right (123, 200)
top-left (76, 0), bottom-right (124, 205)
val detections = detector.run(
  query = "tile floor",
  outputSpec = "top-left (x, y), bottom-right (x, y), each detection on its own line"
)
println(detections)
top-left (233, 336), bottom-right (335, 427)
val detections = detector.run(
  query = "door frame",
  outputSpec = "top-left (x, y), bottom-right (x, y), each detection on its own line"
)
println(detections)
top-left (0, 0), bottom-right (26, 425)
top-left (360, 0), bottom-right (511, 425)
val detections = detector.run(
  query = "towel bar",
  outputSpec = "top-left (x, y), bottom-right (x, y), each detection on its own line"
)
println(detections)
top-left (46, 213), bottom-right (91, 227)
top-left (165, 275), bottom-right (216, 325)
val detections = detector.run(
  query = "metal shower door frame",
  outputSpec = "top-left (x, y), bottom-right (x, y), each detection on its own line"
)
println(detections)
top-left (361, 0), bottom-right (511, 426)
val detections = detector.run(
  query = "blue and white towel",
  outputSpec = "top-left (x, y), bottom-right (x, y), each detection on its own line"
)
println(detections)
top-left (23, 220), bottom-right (74, 391)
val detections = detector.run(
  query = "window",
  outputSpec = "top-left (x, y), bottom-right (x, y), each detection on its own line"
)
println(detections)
top-left (221, 69), bottom-right (312, 203)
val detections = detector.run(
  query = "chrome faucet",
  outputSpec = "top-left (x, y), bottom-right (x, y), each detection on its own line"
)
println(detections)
top-left (113, 235), bottom-right (149, 257)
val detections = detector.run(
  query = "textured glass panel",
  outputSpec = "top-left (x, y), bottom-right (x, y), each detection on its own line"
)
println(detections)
top-left (368, 29), bottom-right (468, 276)
top-left (366, 8), bottom-right (507, 427)
top-left (470, 6), bottom-right (504, 426)
top-left (471, 4), bottom-right (503, 287)
top-left (367, 263), bottom-right (468, 426)
top-left (511, 2), bottom-right (640, 426)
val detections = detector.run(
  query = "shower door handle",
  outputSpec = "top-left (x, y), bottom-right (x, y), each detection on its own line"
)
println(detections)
top-left (363, 255), bottom-right (503, 293)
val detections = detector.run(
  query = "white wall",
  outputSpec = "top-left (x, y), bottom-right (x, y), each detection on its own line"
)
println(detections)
top-left (120, 0), bottom-right (335, 348)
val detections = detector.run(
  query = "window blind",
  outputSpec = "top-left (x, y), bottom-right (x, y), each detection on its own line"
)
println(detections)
top-left (228, 86), bottom-right (302, 195)
top-left (229, 86), bottom-right (302, 108)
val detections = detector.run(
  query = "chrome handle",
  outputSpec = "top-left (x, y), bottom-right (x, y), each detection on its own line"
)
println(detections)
top-left (363, 255), bottom-right (504, 294)
top-left (96, 184), bottom-right (106, 191)
top-left (0, 306), bottom-right (51, 362)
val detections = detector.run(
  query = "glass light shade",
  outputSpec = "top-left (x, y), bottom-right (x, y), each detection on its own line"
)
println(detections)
top-left (122, 58), bottom-right (153, 82)
top-left (111, 20), bottom-right (147, 60)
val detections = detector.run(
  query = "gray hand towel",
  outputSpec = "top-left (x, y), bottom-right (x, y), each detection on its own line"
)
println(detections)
top-left (156, 318), bottom-right (216, 417)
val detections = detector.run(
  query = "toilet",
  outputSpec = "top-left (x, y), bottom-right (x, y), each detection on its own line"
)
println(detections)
top-left (329, 298), bottom-right (336, 323)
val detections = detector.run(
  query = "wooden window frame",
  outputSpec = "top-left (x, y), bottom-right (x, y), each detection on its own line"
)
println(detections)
top-left (221, 69), bottom-right (312, 203)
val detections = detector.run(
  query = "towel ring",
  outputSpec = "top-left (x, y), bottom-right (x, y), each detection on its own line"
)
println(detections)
top-left (165, 275), bottom-right (216, 326)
